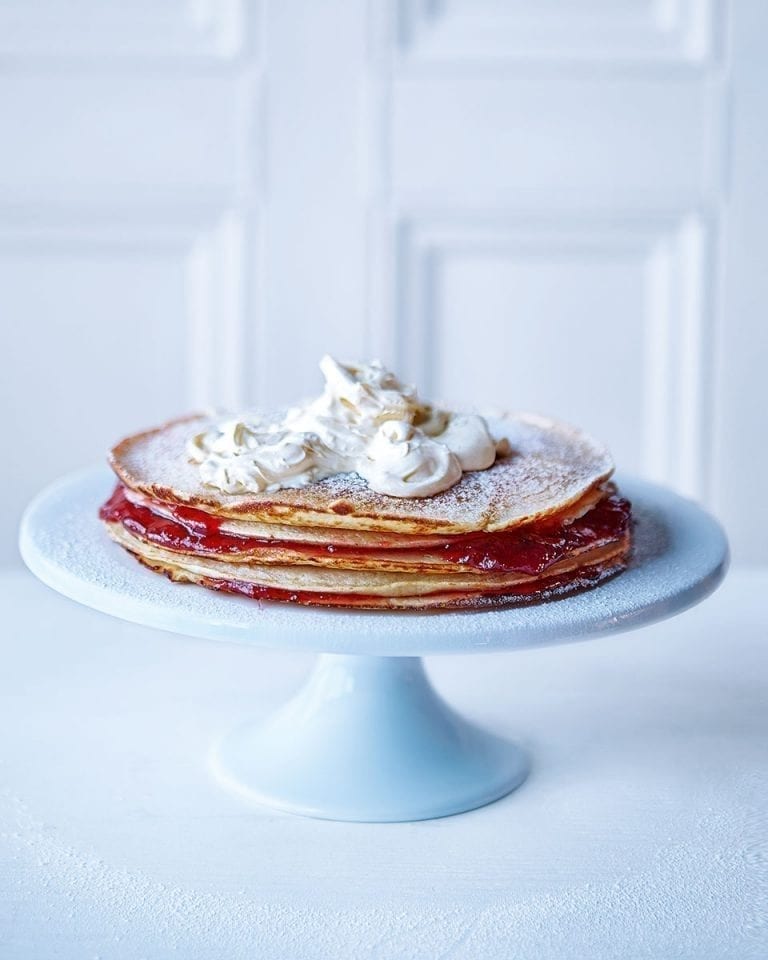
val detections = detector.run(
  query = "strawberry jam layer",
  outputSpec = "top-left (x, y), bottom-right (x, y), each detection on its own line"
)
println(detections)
top-left (101, 483), bottom-right (631, 576)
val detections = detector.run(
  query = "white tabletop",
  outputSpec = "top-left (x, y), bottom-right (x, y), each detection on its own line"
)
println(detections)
top-left (0, 568), bottom-right (764, 959)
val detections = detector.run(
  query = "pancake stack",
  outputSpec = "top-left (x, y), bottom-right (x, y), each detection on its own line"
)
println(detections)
top-left (99, 413), bottom-right (632, 610)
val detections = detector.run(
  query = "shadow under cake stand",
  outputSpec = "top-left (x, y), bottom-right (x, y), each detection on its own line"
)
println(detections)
top-left (20, 468), bottom-right (728, 822)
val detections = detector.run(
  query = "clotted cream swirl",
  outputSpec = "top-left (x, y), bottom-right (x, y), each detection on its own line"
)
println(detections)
top-left (187, 356), bottom-right (505, 498)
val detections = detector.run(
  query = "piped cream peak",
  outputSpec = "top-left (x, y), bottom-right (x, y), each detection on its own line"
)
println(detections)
top-left (187, 356), bottom-right (503, 498)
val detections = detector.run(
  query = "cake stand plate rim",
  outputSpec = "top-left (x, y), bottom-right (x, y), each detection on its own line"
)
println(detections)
top-left (18, 466), bottom-right (729, 656)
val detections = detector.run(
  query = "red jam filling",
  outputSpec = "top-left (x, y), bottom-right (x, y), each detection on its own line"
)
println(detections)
top-left (100, 484), bottom-right (630, 576)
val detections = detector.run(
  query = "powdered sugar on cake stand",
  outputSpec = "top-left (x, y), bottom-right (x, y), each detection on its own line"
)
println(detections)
top-left (19, 467), bottom-right (727, 822)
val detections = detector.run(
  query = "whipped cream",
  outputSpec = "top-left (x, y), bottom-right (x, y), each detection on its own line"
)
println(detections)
top-left (187, 356), bottom-right (504, 498)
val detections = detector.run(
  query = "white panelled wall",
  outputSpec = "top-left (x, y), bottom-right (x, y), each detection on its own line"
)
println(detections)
top-left (1, 1), bottom-right (766, 564)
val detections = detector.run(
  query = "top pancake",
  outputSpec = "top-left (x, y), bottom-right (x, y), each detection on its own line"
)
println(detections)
top-left (109, 413), bottom-right (614, 534)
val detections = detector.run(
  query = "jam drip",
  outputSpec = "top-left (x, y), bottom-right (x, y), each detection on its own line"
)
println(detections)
top-left (100, 484), bottom-right (631, 577)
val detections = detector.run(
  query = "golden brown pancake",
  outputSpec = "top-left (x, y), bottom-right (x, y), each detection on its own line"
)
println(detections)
top-left (100, 412), bottom-right (632, 610)
top-left (109, 413), bottom-right (614, 534)
top-left (106, 520), bottom-right (629, 593)
top-left (120, 482), bottom-right (609, 561)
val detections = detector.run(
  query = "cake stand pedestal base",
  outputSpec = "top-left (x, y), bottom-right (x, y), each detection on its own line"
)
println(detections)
top-left (20, 469), bottom-right (729, 823)
top-left (210, 653), bottom-right (529, 822)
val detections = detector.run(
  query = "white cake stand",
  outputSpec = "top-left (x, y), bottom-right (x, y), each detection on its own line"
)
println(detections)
top-left (19, 467), bottom-right (728, 822)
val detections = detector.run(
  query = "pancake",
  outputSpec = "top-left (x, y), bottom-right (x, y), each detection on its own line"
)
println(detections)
top-left (106, 519), bottom-right (627, 592)
top-left (121, 478), bottom-right (608, 548)
top-left (109, 413), bottom-right (614, 535)
top-left (107, 520), bottom-right (629, 610)
top-left (136, 556), bottom-right (624, 610)
top-left (101, 480), bottom-right (628, 575)
top-left (99, 410), bottom-right (632, 610)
